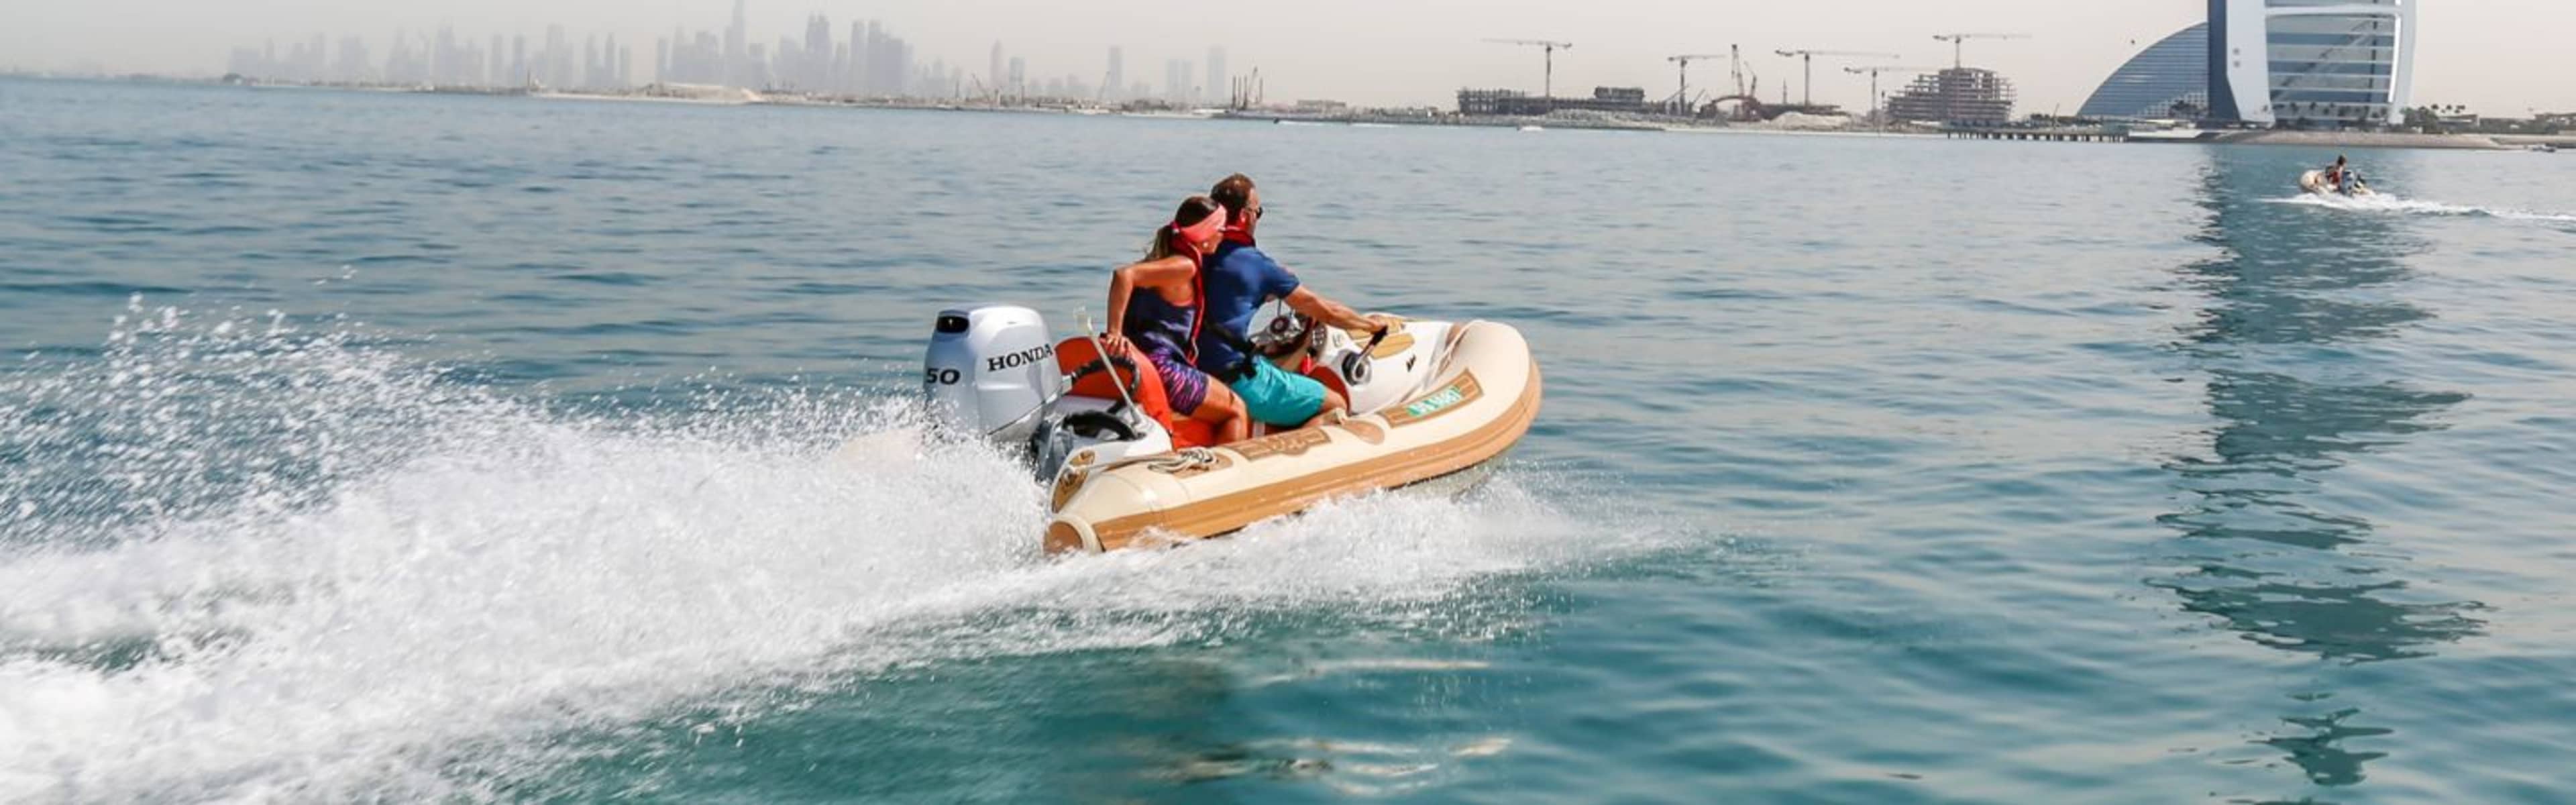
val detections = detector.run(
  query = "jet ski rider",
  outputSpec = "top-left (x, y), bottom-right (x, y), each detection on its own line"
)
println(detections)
top-left (1196, 174), bottom-right (1394, 429)
top-left (2322, 154), bottom-right (2352, 193)
top-left (1100, 196), bottom-right (1251, 445)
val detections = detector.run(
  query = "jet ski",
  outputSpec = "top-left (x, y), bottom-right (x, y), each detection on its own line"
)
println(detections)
top-left (2299, 169), bottom-right (2375, 197)
top-left (916, 305), bottom-right (1542, 553)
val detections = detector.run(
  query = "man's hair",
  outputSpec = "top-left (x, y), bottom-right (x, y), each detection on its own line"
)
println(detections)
top-left (1210, 174), bottom-right (1256, 223)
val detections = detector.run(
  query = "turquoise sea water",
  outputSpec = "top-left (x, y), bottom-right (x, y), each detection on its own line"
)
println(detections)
top-left (5, 77), bottom-right (2576, 803)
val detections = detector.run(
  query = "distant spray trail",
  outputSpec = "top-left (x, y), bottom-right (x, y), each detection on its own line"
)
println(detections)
top-left (2270, 193), bottom-right (2576, 223)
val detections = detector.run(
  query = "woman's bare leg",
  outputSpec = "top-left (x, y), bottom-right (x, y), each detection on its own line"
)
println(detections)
top-left (1190, 382), bottom-right (1251, 445)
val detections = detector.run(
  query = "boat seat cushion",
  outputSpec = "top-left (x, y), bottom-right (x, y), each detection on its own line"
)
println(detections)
top-left (1054, 337), bottom-right (1220, 449)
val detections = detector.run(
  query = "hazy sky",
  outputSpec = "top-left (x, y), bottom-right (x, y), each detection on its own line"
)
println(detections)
top-left (5, 0), bottom-right (2567, 114)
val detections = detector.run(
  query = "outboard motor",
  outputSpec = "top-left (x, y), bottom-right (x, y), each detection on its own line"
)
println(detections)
top-left (924, 305), bottom-right (1061, 444)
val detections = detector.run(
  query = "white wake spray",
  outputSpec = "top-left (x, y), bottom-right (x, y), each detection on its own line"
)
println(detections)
top-left (2269, 192), bottom-right (2576, 223)
top-left (0, 303), bottom-right (1668, 802)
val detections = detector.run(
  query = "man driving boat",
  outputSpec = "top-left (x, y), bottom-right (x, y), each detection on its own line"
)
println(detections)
top-left (1195, 174), bottom-right (1391, 429)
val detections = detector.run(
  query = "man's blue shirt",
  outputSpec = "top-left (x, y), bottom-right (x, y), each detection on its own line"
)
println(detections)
top-left (1193, 239), bottom-right (1300, 376)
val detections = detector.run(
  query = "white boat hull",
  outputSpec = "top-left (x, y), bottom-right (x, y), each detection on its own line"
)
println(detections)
top-left (1042, 321), bottom-right (1542, 553)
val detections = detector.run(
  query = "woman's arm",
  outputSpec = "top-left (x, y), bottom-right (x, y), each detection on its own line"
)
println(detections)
top-left (1103, 256), bottom-right (1196, 354)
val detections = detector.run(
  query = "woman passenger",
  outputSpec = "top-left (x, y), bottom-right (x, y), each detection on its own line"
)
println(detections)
top-left (1101, 196), bottom-right (1250, 445)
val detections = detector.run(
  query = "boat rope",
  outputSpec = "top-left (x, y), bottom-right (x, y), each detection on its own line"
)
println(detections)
top-left (1144, 447), bottom-right (1220, 473)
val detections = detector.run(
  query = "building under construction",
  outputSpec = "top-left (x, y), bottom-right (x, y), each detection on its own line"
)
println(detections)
top-left (1885, 68), bottom-right (2016, 125)
top-left (1458, 86), bottom-right (1650, 116)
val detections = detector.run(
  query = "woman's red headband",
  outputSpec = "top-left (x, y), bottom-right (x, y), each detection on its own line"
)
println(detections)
top-left (1173, 205), bottom-right (1228, 247)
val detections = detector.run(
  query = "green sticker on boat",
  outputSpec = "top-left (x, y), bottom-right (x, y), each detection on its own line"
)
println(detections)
top-left (1404, 386), bottom-right (1466, 418)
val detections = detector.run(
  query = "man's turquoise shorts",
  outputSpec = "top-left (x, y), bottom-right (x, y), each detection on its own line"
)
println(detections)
top-left (1226, 359), bottom-right (1330, 426)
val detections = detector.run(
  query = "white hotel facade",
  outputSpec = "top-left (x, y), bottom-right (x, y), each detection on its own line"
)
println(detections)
top-left (2208, 0), bottom-right (2418, 127)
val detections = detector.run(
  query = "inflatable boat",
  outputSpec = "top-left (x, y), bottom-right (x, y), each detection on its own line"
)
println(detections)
top-left (918, 305), bottom-right (1542, 553)
top-left (2299, 169), bottom-right (2375, 197)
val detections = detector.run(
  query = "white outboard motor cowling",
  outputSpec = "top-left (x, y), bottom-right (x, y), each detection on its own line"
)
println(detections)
top-left (925, 305), bottom-right (1061, 443)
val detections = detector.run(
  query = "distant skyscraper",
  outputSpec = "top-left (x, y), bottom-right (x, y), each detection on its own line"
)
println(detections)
top-left (866, 21), bottom-right (886, 93)
top-left (860, 21), bottom-right (881, 92)
top-left (545, 25), bottom-right (568, 88)
top-left (694, 32), bottom-right (722, 83)
top-left (1206, 47), bottom-right (1226, 106)
top-left (833, 42), bottom-right (850, 93)
top-left (989, 42), bottom-right (1005, 99)
top-left (893, 46), bottom-right (911, 95)
top-left (489, 35), bottom-right (504, 85)
top-left (1105, 47), bottom-right (1123, 102)
top-left (804, 15), bottom-right (832, 90)
top-left (433, 28), bottom-right (454, 85)
top-left (1008, 56), bottom-right (1026, 98)
top-left (774, 36), bottom-right (798, 88)
top-left (337, 36), bottom-right (372, 83)
top-left (725, 0), bottom-right (748, 87)
top-left (382, 32), bottom-right (409, 83)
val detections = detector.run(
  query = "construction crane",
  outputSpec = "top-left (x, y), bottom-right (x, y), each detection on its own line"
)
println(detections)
top-left (1842, 65), bottom-right (1942, 125)
top-left (1729, 45), bottom-right (1748, 97)
top-left (1667, 54), bottom-right (1729, 115)
top-left (1931, 33), bottom-right (2029, 69)
top-left (1485, 38), bottom-right (1574, 99)
top-left (1772, 50), bottom-right (1900, 107)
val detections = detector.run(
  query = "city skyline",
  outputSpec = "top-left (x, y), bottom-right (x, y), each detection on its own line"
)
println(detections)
top-left (211, 3), bottom-right (1250, 106)
top-left (5, 1), bottom-right (2571, 115)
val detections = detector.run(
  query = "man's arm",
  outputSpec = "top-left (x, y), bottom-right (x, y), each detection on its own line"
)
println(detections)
top-left (1251, 248), bottom-right (1384, 334)
top-left (1281, 286), bottom-right (1381, 333)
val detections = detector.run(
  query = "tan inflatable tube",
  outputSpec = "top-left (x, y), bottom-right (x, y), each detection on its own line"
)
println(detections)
top-left (2300, 170), bottom-right (2372, 197)
top-left (1043, 321), bottom-right (1543, 553)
